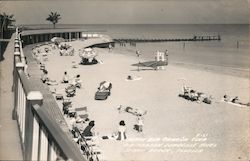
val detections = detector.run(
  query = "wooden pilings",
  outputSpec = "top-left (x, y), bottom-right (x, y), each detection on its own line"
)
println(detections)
top-left (114, 35), bottom-right (221, 43)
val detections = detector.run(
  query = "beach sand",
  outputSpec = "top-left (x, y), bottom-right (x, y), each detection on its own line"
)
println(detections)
top-left (37, 40), bottom-right (249, 161)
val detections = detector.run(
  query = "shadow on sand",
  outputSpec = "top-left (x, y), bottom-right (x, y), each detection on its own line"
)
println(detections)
top-left (131, 60), bottom-right (168, 71)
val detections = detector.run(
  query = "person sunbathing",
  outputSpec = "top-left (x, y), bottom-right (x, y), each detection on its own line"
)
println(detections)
top-left (98, 81), bottom-right (112, 92)
top-left (118, 105), bottom-right (147, 116)
top-left (203, 95), bottom-right (212, 104)
top-left (71, 74), bottom-right (82, 88)
top-left (189, 90), bottom-right (198, 101)
top-left (41, 70), bottom-right (58, 85)
top-left (230, 96), bottom-right (250, 106)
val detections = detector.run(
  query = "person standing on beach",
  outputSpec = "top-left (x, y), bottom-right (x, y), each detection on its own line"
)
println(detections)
top-left (62, 71), bottom-right (69, 83)
top-left (117, 120), bottom-right (127, 141)
top-left (108, 43), bottom-right (112, 52)
top-left (136, 115), bottom-right (144, 132)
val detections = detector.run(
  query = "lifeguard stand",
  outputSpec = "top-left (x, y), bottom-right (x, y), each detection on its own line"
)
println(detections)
top-left (155, 51), bottom-right (168, 70)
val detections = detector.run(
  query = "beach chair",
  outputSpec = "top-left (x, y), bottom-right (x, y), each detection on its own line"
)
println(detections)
top-left (84, 136), bottom-right (102, 156)
top-left (65, 85), bottom-right (76, 97)
top-left (95, 81), bottom-right (112, 100)
top-left (67, 108), bottom-right (77, 118)
top-left (76, 107), bottom-right (89, 119)
top-left (40, 63), bottom-right (46, 70)
top-left (46, 80), bottom-right (58, 86)
top-left (62, 98), bottom-right (72, 115)
top-left (55, 93), bottom-right (63, 100)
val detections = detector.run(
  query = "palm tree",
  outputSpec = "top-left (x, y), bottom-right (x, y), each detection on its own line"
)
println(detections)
top-left (46, 12), bottom-right (61, 29)
top-left (0, 12), bottom-right (15, 38)
top-left (0, 13), bottom-right (15, 61)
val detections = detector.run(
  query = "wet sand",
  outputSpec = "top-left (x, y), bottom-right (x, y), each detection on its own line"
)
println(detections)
top-left (36, 40), bottom-right (249, 161)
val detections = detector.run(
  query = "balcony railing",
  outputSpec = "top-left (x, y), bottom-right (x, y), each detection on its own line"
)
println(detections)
top-left (12, 28), bottom-right (87, 161)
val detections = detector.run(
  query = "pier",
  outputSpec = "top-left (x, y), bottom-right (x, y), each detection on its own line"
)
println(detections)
top-left (114, 35), bottom-right (221, 43)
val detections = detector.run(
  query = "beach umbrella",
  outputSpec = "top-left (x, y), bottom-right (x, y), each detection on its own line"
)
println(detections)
top-left (80, 48), bottom-right (97, 59)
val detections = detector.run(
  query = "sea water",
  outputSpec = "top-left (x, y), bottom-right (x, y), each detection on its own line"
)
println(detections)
top-left (25, 24), bottom-right (250, 69)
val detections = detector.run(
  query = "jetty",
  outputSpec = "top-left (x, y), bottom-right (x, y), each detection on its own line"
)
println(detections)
top-left (114, 35), bottom-right (221, 43)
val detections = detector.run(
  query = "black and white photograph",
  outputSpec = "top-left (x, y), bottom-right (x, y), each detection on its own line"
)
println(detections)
top-left (0, 0), bottom-right (249, 161)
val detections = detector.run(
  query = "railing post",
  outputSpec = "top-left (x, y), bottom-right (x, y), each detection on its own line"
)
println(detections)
top-left (12, 38), bottom-right (21, 93)
top-left (24, 91), bottom-right (43, 161)
top-left (12, 62), bottom-right (25, 120)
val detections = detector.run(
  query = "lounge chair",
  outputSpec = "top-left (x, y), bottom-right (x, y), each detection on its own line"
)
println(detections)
top-left (95, 81), bottom-right (112, 100)
top-left (62, 99), bottom-right (72, 115)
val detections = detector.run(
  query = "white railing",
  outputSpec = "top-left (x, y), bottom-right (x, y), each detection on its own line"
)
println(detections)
top-left (13, 28), bottom-right (85, 161)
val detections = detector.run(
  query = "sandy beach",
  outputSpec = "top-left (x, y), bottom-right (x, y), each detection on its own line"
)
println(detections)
top-left (35, 40), bottom-right (249, 161)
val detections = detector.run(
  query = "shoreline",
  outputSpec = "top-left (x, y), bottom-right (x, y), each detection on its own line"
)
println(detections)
top-left (114, 47), bottom-right (250, 78)
top-left (112, 47), bottom-right (250, 78)
top-left (171, 61), bottom-right (250, 78)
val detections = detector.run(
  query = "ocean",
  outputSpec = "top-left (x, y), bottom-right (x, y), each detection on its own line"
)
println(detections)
top-left (25, 24), bottom-right (250, 70)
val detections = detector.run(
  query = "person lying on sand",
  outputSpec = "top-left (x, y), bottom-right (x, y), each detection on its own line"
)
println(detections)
top-left (70, 74), bottom-right (82, 88)
top-left (41, 70), bottom-right (58, 85)
top-left (223, 95), bottom-right (250, 106)
top-left (117, 105), bottom-right (147, 116)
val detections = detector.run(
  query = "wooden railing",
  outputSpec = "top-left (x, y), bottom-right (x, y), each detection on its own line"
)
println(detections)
top-left (12, 28), bottom-right (87, 161)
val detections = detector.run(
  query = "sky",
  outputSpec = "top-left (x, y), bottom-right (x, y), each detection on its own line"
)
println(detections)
top-left (0, 0), bottom-right (249, 25)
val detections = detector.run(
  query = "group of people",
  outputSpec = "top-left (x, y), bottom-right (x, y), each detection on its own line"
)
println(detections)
top-left (41, 69), bottom-right (83, 98)
top-left (41, 69), bottom-right (58, 85)
top-left (117, 105), bottom-right (146, 133)
top-left (62, 72), bottom-right (83, 97)
top-left (62, 71), bottom-right (82, 88)
top-left (71, 120), bottom-right (128, 141)
top-left (179, 85), bottom-right (212, 104)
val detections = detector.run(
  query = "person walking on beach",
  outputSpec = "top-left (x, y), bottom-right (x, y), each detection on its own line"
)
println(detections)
top-left (136, 115), bottom-right (144, 132)
top-left (117, 120), bottom-right (127, 141)
top-left (136, 50), bottom-right (141, 71)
